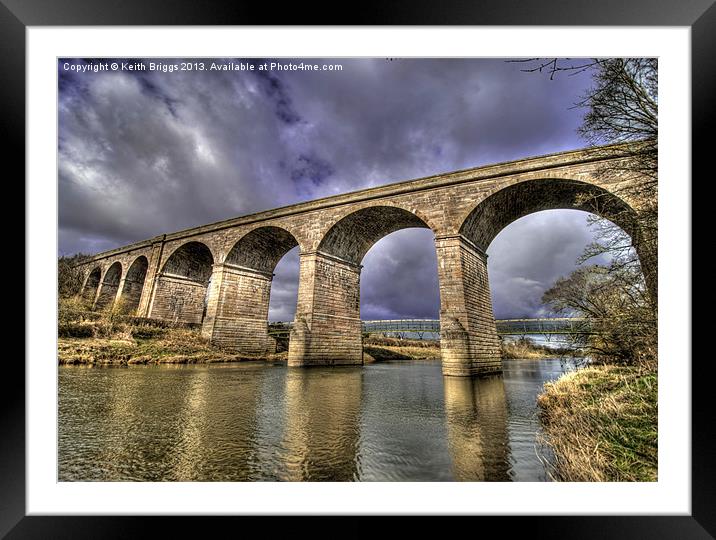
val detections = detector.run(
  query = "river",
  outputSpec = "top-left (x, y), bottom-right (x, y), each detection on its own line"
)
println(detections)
top-left (58, 358), bottom-right (575, 481)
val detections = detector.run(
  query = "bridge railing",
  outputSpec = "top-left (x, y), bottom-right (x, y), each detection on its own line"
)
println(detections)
top-left (267, 318), bottom-right (593, 336)
top-left (495, 318), bottom-right (593, 335)
top-left (361, 319), bottom-right (441, 334)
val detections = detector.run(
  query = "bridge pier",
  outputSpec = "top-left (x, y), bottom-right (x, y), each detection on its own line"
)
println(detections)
top-left (435, 235), bottom-right (502, 377)
top-left (287, 252), bottom-right (364, 366)
top-left (114, 276), bottom-right (128, 310)
top-left (201, 263), bottom-right (275, 355)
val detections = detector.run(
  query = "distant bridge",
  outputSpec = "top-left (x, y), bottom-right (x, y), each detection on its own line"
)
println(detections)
top-left (269, 318), bottom-right (593, 339)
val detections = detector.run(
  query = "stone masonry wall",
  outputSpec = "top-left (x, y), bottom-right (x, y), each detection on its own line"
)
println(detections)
top-left (94, 282), bottom-right (120, 310)
top-left (149, 275), bottom-right (208, 324)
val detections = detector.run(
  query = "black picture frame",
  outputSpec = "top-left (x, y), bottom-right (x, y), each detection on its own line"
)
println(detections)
top-left (6, 0), bottom-right (709, 536)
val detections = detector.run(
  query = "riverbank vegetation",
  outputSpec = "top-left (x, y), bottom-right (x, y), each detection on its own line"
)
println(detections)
top-left (363, 335), bottom-right (440, 362)
top-left (58, 297), bottom-right (285, 365)
top-left (538, 364), bottom-right (657, 481)
top-left (59, 289), bottom-right (586, 366)
top-left (536, 258), bottom-right (657, 482)
top-left (58, 297), bottom-right (448, 365)
top-left (363, 334), bottom-right (580, 361)
top-left (501, 337), bottom-right (578, 360)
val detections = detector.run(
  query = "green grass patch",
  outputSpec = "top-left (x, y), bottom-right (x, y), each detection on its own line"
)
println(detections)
top-left (538, 364), bottom-right (657, 482)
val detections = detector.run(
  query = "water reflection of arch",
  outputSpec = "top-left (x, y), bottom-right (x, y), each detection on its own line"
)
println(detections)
top-left (162, 364), bottom-right (268, 481)
top-left (86, 364), bottom-right (267, 481)
top-left (84, 365), bottom-right (181, 481)
top-left (280, 368), bottom-right (363, 481)
top-left (443, 375), bottom-right (510, 481)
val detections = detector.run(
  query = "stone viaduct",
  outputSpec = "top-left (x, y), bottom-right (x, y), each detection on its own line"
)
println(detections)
top-left (75, 142), bottom-right (656, 376)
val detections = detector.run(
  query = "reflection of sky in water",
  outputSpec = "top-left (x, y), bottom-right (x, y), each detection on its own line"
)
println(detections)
top-left (59, 359), bottom-right (571, 481)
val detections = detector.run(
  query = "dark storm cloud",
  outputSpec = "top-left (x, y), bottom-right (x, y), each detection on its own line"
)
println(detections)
top-left (253, 67), bottom-right (303, 125)
top-left (359, 229), bottom-right (440, 320)
top-left (267, 247), bottom-right (300, 321)
top-left (59, 58), bottom-right (608, 319)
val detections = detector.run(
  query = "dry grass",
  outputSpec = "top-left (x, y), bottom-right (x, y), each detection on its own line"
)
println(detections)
top-left (58, 330), bottom-right (287, 365)
top-left (537, 364), bottom-right (657, 481)
top-left (363, 345), bottom-right (441, 361)
top-left (362, 336), bottom-right (441, 361)
top-left (363, 336), bottom-right (440, 349)
top-left (503, 340), bottom-right (557, 359)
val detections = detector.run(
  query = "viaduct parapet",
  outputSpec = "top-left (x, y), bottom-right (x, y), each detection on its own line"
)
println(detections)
top-left (75, 142), bottom-right (656, 376)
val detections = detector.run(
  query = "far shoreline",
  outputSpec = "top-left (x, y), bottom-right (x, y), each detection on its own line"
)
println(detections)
top-left (58, 332), bottom-right (571, 366)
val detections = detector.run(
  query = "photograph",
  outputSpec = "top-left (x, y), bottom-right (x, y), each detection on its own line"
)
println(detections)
top-left (57, 56), bottom-right (658, 483)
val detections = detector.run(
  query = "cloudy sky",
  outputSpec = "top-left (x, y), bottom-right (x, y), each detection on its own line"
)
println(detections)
top-left (59, 58), bottom-right (613, 321)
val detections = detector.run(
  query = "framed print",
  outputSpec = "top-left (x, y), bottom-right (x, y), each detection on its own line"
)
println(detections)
top-left (8, 0), bottom-right (711, 536)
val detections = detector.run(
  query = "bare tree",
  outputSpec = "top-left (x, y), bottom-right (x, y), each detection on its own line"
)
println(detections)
top-left (513, 58), bottom-right (658, 309)
top-left (542, 264), bottom-right (656, 366)
top-left (58, 253), bottom-right (90, 299)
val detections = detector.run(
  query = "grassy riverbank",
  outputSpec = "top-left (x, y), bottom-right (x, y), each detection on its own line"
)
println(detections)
top-left (57, 319), bottom-right (444, 365)
top-left (537, 364), bottom-right (658, 481)
top-left (58, 330), bottom-right (287, 365)
top-left (363, 336), bottom-right (441, 362)
top-left (501, 337), bottom-right (576, 359)
top-left (58, 300), bottom-right (285, 365)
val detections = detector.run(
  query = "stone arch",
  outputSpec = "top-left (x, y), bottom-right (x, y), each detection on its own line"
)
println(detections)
top-left (161, 241), bottom-right (214, 282)
top-left (82, 266), bottom-right (102, 304)
top-left (436, 177), bottom-right (646, 377)
top-left (458, 176), bottom-right (656, 304)
top-left (150, 241), bottom-right (214, 324)
top-left (203, 226), bottom-right (301, 353)
top-left (459, 178), bottom-right (639, 253)
top-left (225, 226), bottom-right (299, 274)
top-left (118, 255), bottom-right (149, 314)
top-left (317, 205), bottom-right (431, 266)
top-left (95, 261), bottom-right (123, 310)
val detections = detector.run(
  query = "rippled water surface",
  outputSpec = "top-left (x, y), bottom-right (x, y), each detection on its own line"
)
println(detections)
top-left (58, 358), bottom-right (573, 481)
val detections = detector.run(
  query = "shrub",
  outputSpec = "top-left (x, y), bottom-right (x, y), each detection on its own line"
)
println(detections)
top-left (130, 325), bottom-right (167, 339)
top-left (58, 296), bottom-right (95, 324)
top-left (58, 321), bottom-right (95, 338)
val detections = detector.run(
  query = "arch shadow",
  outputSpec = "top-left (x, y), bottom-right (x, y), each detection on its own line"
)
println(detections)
top-left (81, 266), bottom-right (102, 305)
top-left (95, 261), bottom-right (122, 310)
top-left (118, 255), bottom-right (149, 314)
top-left (150, 241), bottom-right (214, 324)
